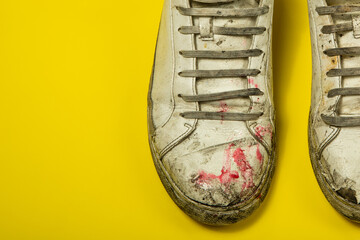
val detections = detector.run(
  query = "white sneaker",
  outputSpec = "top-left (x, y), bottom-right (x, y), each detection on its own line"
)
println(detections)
top-left (308, 0), bottom-right (360, 221)
top-left (148, 0), bottom-right (275, 225)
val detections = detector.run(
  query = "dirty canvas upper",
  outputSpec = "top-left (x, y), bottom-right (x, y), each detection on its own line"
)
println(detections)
top-left (148, 0), bottom-right (275, 225)
top-left (309, 0), bottom-right (360, 222)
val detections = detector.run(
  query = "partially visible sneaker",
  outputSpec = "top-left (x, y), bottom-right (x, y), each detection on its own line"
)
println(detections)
top-left (148, 0), bottom-right (275, 225)
top-left (308, 0), bottom-right (360, 222)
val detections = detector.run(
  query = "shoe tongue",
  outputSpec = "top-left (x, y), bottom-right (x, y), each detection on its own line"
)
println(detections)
top-left (337, 31), bottom-right (360, 115)
top-left (191, 0), bottom-right (259, 114)
top-left (329, 6), bottom-right (360, 115)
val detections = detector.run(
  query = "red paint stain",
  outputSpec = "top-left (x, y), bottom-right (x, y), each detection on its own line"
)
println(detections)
top-left (248, 78), bottom-right (259, 88)
top-left (255, 125), bottom-right (273, 140)
top-left (196, 144), bottom-right (255, 191)
top-left (232, 147), bottom-right (254, 190)
top-left (218, 102), bottom-right (229, 123)
top-left (256, 144), bottom-right (263, 164)
top-left (197, 169), bottom-right (239, 185)
top-left (219, 102), bottom-right (229, 113)
top-left (197, 144), bottom-right (239, 185)
top-left (232, 148), bottom-right (246, 166)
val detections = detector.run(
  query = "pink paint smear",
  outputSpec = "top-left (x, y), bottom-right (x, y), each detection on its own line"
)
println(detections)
top-left (217, 101), bottom-right (229, 123)
top-left (248, 78), bottom-right (259, 88)
top-left (219, 102), bottom-right (229, 113)
top-left (232, 147), bottom-right (254, 190)
top-left (255, 125), bottom-right (273, 141)
top-left (256, 144), bottom-right (263, 164)
top-left (197, 144), bottom-right (254, 191)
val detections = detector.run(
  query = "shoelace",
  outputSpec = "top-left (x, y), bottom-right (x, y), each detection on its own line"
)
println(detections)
top-left (316, 5), bottom-right (360, 127)
top-left (177, 0), bottom-right (269, 121)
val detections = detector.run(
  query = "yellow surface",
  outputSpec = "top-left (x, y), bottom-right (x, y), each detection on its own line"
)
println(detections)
top-left (1, 0), bottom-right (360, 239)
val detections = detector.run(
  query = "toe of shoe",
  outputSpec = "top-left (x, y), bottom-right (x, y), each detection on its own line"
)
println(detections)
top-left (151, 141), bottom-right (275, 225)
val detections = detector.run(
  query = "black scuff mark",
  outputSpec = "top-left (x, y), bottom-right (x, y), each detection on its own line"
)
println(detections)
top-left (336, 187), bottom-right (358, 204)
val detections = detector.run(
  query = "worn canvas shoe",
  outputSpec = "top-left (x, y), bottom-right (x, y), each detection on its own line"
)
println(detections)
top-left (308, 0), bottom-right (360, 222)
top-left (148, 0), bottom-right (275, 225)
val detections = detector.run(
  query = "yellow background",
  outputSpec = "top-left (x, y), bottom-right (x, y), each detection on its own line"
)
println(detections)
top-left (1, 0), bottom-right (360, 239)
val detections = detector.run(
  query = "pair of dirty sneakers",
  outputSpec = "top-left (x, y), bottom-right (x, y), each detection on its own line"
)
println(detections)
top-left (148, 0), bottom-right (360, 225)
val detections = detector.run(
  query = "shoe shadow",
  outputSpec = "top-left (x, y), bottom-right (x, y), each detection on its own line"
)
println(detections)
top-left (348, 219), bottom-right (360, 227)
